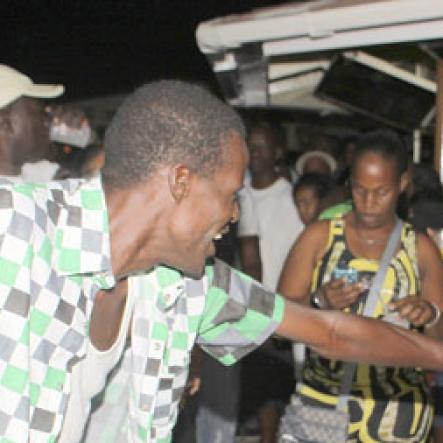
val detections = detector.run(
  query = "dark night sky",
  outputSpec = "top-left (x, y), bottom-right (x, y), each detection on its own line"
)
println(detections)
top-left (1, 0), bottom-right (289, 100)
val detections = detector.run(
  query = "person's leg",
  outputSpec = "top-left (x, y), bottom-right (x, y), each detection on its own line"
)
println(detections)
top-left (433, 427), bottom-right (443, 443)
top-left (172, 395), bottom-right (198, 443)
top-left (196, 354), bottom-right (240, 443)
top-left (258, 341), bottom-right (294, 443)
top-left (258, 403), bottom-right (280, 443)
top-left (432, 374), bottom-right (443, 443)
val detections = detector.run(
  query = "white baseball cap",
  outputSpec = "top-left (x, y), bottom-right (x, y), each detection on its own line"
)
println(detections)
top-left (0, 64), bottom-right (64, 109)
top-left (295, 150), bottom-right (337, 175)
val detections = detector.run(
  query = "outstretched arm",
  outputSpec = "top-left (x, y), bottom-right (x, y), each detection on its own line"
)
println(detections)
top-left (276, 300), bottom-right (443, 371)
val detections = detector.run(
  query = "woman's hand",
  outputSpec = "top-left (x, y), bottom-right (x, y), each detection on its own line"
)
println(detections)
top-left (317, 278), bottom-right (365, 310)
top-left (389, 296), bottom-right (440, 327)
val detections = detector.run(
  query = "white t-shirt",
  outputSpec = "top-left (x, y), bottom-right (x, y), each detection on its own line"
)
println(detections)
top-left (238, 177), bottom-right (304, 291)
top-left (20, 159), bottom-right (60, 182)
top-left (58, 284), bottom-right (135, 443)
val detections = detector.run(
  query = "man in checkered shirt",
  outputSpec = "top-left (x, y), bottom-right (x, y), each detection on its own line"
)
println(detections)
top-left (1, 70), bottom-right (443, 443)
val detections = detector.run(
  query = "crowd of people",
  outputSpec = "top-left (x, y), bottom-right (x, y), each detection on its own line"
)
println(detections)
top-left (0, 63), bottom-right (443, 443)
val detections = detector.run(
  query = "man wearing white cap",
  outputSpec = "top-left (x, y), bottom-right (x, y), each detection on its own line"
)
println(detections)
top-left (0, 64), bottom-right (64, 175)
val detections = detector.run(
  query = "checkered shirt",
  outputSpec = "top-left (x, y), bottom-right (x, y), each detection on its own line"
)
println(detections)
top-left (83, 259), bottom-right (285, 443)
top-left (0, 176), bottom-right (115, 443)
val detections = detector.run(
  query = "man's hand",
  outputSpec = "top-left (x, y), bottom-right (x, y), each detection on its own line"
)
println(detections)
top-left (186, 376), bottom-right (201, 397)
top-left (319, 278), bottom-right (365, 310)
top-left (178, 375), bottom-right (201, 410)
top-left (389, 296), bottom-right (438, 327)
top-left (46, 105), bottom-right (94, 147)
top-left (46, 105), bottom-right (88, 130)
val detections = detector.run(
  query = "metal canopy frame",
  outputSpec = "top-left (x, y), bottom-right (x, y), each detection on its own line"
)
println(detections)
top-left (196, 0), bottom-right (443, 172)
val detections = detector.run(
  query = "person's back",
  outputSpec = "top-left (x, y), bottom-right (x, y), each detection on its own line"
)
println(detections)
top-left (0, 174), bottom-right (116, 442)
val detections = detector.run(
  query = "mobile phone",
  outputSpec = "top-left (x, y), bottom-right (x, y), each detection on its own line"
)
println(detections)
top-left (332, 267), bottom-right (359, 284)
top-left (383, 310), bottom-right (409, 328)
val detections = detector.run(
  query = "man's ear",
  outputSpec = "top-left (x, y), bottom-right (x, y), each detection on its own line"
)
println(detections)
top-left (0, 109), bottom-right (13, 135)
top-left (168, 165), bottom-right (191, 202)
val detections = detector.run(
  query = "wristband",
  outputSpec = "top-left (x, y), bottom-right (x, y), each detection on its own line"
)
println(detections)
top-left (425, 301), bottom-right (441, 329)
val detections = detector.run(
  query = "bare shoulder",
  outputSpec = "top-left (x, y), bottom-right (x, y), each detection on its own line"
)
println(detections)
top-left (415, 231), bottom-right (442, 274)
top-left (279, 219), bottom-right (331, 298)
top-left (416, 232), bottom-right (443, 280)
top-left (289, 219), bottom-right (330, 260)
top-left (299, 219), bottom-right (330, 246)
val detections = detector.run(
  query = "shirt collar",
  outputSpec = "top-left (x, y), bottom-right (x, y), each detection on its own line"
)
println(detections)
top-left (52, 175), bottom-right (113, 282)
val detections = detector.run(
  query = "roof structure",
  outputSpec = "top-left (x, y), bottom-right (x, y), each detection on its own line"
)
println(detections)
top-left (195, 0), bottom-right (443, 132)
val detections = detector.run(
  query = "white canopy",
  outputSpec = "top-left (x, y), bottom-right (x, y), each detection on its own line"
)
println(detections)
top-left (197, 0), bottom-right (443, 56)
top-left (195, 0), bottom-right (443, 171)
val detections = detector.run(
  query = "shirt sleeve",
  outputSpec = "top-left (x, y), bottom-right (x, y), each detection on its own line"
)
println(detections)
top-left (196, 259), bottom-right (285, 365)
top-left (237, 187), bottom-right (259, 237)
top-left (318, 201), bottom-right (353, 220)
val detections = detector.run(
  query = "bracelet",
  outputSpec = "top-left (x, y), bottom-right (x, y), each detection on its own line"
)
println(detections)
top-left (310, 290), bottom-right (328, 309)
top-left (425, 301), bottom-right (441, 329)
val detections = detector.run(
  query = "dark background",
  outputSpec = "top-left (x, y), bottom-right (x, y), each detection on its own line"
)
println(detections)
top-left (1, 0), bottom-right (289, 100)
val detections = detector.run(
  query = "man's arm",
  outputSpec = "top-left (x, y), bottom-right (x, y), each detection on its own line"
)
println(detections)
top-left (89, 279), bottom-right (128, 350)
top-left (237, 186), bottom-right (262, 281)
top-left (238, 235), bottom-right (262, 282)
top-left (276, 300), bottom-right (443, 371)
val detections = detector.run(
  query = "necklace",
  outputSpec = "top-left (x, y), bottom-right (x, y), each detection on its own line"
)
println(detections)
top-left (356, 234), bottom-right (386, 246)
top-left (354, 226), bottom-right (390, 246)
top-left (351, 213), bottom-right (397, 246)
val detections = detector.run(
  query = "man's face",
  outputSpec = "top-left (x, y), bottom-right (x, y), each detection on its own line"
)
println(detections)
top-left (166, 132), bottom-right (248, 278)
top-left (351, 152), bottom-right (407, 229)
top-left (247, 128), bottom-right (278, 177)
top-left (9, 98), bottom-right (50, 166)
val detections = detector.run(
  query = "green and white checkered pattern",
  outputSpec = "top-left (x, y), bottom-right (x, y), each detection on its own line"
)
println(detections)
top-left (0, 176), bottom-right (114, 443)
top-left (83, 259), bottom-right (284, 443)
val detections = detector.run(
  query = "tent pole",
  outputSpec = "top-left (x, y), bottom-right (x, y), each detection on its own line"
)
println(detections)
top-left (435, 60), bottom-right (443, 180)
top-left (413, 129), bottom-right (421, 163)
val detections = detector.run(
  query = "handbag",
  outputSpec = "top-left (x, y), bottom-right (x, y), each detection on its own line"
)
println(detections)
top-left (279, 219), bottom-right (403, 443)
